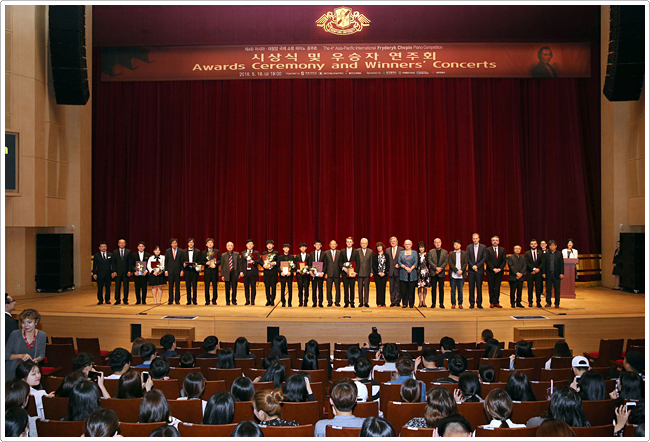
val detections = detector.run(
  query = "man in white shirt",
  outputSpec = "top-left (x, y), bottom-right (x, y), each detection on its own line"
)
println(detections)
top-left (106, 348), bottom-right (131, 379)
top-left (341, 237), bottom-right (360, 308)
top-left (371, 343), bottom-right (399, 378)
top-left (336, 346), bottom-right (362, 372)
top-left (183, 238), bottom-right (201, 305)
top-left (132, 242), bottom-right (150, 305)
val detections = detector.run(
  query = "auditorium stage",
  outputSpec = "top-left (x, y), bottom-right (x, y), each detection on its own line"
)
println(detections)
top-left (15, 284), bottom-right (645, 356)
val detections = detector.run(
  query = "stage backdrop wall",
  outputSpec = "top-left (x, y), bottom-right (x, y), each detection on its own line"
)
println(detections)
top-left (92, 53), bottom-right (601, 258)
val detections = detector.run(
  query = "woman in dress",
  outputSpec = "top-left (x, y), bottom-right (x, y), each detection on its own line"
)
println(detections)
top-left (147, 246), bottom-right (166, 304)
top-left (612, 240), bottom-right (622, 290)
top-left (416, 241), bottom-right (431, 308)
top-left (371, 242), bottom-right (388, 307)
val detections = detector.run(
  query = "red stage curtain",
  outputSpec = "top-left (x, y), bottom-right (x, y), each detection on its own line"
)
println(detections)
top-left (92, 60), bottom-right (601, 257)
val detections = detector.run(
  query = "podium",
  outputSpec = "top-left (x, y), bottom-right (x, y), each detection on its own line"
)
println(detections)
top-left (560, 258), bottom-right (579, 298)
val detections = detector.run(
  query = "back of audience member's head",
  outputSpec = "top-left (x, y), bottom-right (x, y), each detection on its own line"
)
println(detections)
top-left (203, 335), bottom-right (219, 352)
top-left (301, 352), bottom-right (319, 370)
top-left (216, 348), bottom-right (235, 369)
top-left (635, 423), bottom-right (645, 438)
top-left (231, 376), bottom-right (255, 402)
top-left (458, 371), bottom-right (482, 402)
top-left (440, 337), bottom-right (455, 352)
top-left (140, 343), bottom-right (157, 361)
top-left (131, 337), bottom-right (146, 358)
top-left (628, 401), bottom-right (645, 426)
top-left (270, 335), bottom-right (288, 357)
top-left (368, 330), bottom-right (382, 348)
top-left (148, 424), bottom-right (180, 437)
top-left (548, 386), bottom-right (590, 427)
top-left (262, 354), bottom-right (279, 369)
top-left (233, 337), bottom-right (251, 357)
top-left (260, 361), bottom-right (286, 389)
top-left (5, 407), bottom-right (29, 437)
top-left (330, 379), bottom-right (358, 413)
top-left (382, 343), bottom-right (399, 363)
top-left (553, 340), bottom-right (572, 357)
top-left (202, 391), bottom-right (235, 425)
top-left (73, 352), bottom-right (95, 374)
top-left (55, 371), bottom-right (87, 398)
top-left (447, 354), bottom-right (467, 377)
top-left (253, 388), bottom-right (283, 418)
top-left (150, 357), bottom-right (170, 379)
top-left (505, 371), bottom-right (536, 402)
top-left (83, 408), bottom-right (120, 437)
top-left (396, 356), bottom-right (415, 376)
top-left (619, 371), bottom-right (645, 401)
top-left (5, 378), bottom-right (30, 409)
top-left (139, 389), bottom-right (171, 424)
top-left (400, 378), bottom-right (421, 403)
top-left (483, 339), bottom-right (503, 359)
top-left (354, 357), bottom-right (372, 379)
top-left (346, 345), bottom-right (363, 366)
top-left (109, 347), bottom-right (132, 373)
top-left (179, 353), bottom-right (196, 368)
top-left (481, 329), bottom-right (494, 343)
top-left (578, 370), bottom-right (607, 401)
top-left (66, 380), bottom-right (101, 421)
top-left (360, 416), bottom-right (396, 437)
top-left (424, 387), bottom-right (458, 428)
top-left (438, 414), bottom-right (472, 437)
top-left (484, 389), bottom-right (514, 427)
top-left (183, 373), bottom-right (206, 399)
top-left (160, 334), bottom-right (176, 350)
top-left (283, 374), bottom-right (310, 402)
top-left (625, 351), bottom-right (645, 374)
top-left (535, 418), bottom-right (576, 437)
top-left (231, 420), bottom-right (264, 437)
top-left (118, 370), bottom-right (144, 398)
top-left (478, 363), bottom-right (496, 383)
top-left (515, 340), bottom-right (535, 358)
top-left (304, 339), bottom-right (321, 357)
top-left (421, 347), bottom-right (438, 365)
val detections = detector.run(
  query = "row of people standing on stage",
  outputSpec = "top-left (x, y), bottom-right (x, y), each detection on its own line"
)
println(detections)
top-left (91, 234), bottom-right (575, 309)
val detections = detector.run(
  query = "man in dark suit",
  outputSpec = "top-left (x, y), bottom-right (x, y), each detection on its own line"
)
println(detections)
top-left (113, 239), bottom-right (132, 305)
top-left (467, 233), bottom-right (487, 309)
top-left (543, 240), bottom-right (565, 308)
top-left (294, 242), bottom-right (310, 307)
top-left (131, 241), bottom-right (150, 305)
top-left (324, 240), bottom-right (342, 307)
top-left (92, 241), bottom-right (115, 305)
top-left (5, 294), bottom-right (18, 342)
top-left (221, 241), bottom-right (240, 305)
top-left (262, 240), bottom-right (279, 306)
top-left (485, 236), bottom-right (506, 308)
top-left (357, 238), bottom-right (373, 308)
top-left (201, 238), bottom-right (221, 305)
top-left (341, 237), bottom-right (360, 308)
top-left (278, 244), bottom-right (295, 307)
top-left (183, 238), bottom-right (201, 305)
top-left (164, 238), bottom-right (185, 305)
top-left (308, 240), bottom-right (326, 308)
top-left (531, 46), bottom-right (558, 78)
top-left (427, 238), bottom-right (449, 309)
top-left (524, 239), bottom-right (545, 308)
top-left (240, 239), bottom-right (260, 306)
top-left (386, 237), bottom-right (404, 307)
top-left (507, 245), bottom-right (527, 308)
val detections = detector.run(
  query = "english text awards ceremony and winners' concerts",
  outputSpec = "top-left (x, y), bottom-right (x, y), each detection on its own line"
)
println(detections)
top-left (2, 3), bottom-right (648, 439)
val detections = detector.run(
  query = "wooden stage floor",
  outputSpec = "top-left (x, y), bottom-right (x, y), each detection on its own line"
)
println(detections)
top-left (14, 284), bottom-right (646, 356)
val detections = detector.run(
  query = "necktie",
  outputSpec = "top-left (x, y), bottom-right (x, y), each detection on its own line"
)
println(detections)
top-left (332, 250), bottom-right (335, 261)
top-left (495, 247), bottom-right (498, 258)
top-left (475, 245), bottom-right (478, 261)
top-left (173, 249), bottom-right (177, 259)
top-left (103, 252), bottom-right (106, 260)
top-left (229, 253), bottom-right (234, 271)
top-left (121, 249), bottom-right (123, 258)
top-left (393, 247), bottom-right (396, 259)
top-left (533, 250), bottom-right (536, 261)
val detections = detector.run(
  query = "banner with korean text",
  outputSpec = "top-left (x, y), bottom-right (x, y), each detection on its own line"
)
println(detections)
top-left (101, 42), bottom-right (590, 81)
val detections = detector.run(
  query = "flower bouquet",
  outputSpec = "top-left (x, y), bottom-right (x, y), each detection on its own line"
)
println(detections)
top-left (135, 261), bottom-right (146, 276)
top-left (281, 260), bottom-right (296, 276)
top-left (297, 263), bottom-right (310, 275)
top-left (264, 252), bottom-right (277, 269)
top-left (153, 262), bottom-right (165, 275)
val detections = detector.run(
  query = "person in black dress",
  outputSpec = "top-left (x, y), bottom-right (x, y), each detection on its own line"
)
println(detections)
top-left (147, 246), bottom-right (167, 305)
top-left (372, 242), bottom-right (389, 307)
top-left (612, 240), bottom-right (622, 290)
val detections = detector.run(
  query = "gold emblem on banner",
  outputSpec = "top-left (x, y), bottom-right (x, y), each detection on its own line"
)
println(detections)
top-left (316, 7), bottom-right (370, 35)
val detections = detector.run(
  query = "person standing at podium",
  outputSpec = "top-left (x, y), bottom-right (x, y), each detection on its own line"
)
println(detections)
top-left (543, 240), bottom-right (564, 308)
top-left (562, 239), bottom-right (578, 281)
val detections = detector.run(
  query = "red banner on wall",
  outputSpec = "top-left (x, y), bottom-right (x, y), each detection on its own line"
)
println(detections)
top-left (101, 42), bottom-right (590, 81)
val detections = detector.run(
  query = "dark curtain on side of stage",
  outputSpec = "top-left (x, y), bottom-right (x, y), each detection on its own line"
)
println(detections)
top-left (91, 52), bottom-right (601, 260)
